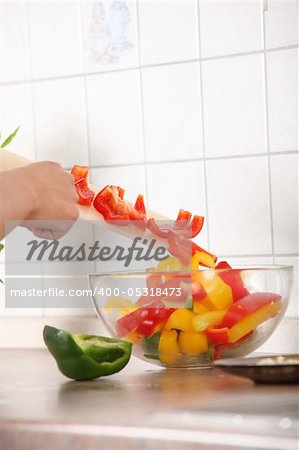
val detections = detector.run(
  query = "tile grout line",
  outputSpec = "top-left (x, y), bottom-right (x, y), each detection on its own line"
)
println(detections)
top-left (63, 149), bottom-right (299, 171)
top-left (24, 0), bottom-right (45, 317)
top-left (77, 0), bottom-right (92, 171)
top-left (196, 0), bottom-right (211, 251)
top-left (1, 44), bottom-right (298, 88)
top-left (135, 0), bottom-right (149, 208)
top-left (262, 6), bottom-right (276, 265)
top-left (76, 0), bottom-right (97, 282)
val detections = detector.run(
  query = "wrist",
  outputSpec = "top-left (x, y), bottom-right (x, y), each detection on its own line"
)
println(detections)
top-left (13, 165), bottom-right (40, 219)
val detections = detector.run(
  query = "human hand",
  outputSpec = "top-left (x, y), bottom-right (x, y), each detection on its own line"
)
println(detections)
top-left (18, 161), bottom-right (79, 239)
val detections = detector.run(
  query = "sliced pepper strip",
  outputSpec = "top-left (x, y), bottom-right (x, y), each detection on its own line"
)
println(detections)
top-left (71, 165), bottom-right (95, 206)
top-left (165, 308), bottom-right (194, 332)
top-left (221, 292), bottom-right (282, 328)
top-left (158, 329), bottom-right (180, 364)
top-left (147, 210), bottom-right (204, 240)
top-left (194, 271), bottom-right (233, 310)
top-left (116, 307), bottom-right (175, 337)
top-left (93, 185), bottom-right (146, 223)
top-left (192, 310), bottom-right (227, 332)
top-left (228, 301), bottom-right (282, 343)
top-left (206, 327), bottom-right (229, 344)
top-left (178, 332), bottom-right (208, 356)
top-left (217, 267), bottom-right (249, 302)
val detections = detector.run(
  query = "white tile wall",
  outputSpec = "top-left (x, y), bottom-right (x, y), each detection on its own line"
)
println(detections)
top-left (264, 0), bottom-right (299, 49)
top-left (0, 1), bottom-right (298, 346)
top-left (199, 0), bottom-right (263, 58)
top-left (0, 2), bottom-right (30, 83)
top-left (28, 1), bottom-right (82, 79)
top-left (0, 83), bottom-right (35, 159)
top-left (86, 69), bottom-right (144, 166)
top-left (142, 62), bottom-right (203, 162)
top-left (206, 156), bottom-right (272, 256)
top-left (270, 153), bottom-right (299, 254)
top-left (267, 48), bottom-right (298, 152)
top-left (274, 255), bottom-right (299, 317)
top-left (138, 0), bottom-right (199, 65)
top-left (91, 164), bottom-right (147, 200)
top-left (147, 160), bottom-right (208, 248)
top-left (34, 77), bottom-right (88, 167)
top-left (202, 54), bottom-right (267, 157)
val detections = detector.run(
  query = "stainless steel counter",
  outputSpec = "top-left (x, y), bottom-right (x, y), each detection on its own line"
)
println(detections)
top-left (0, 349), bottom-right (298, 450)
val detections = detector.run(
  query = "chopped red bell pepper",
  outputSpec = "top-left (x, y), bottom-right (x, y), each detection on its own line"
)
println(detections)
top-left (192, 280), bottom-right (206, 301)
top-left (93, 185), bottom-right (146, 224)
top-left (71, 165), bottom-right (89, 182)
top-left (135, 308), bottom-right (176, 337)
top-left (137, 276), bottom-right (189, 307)
top-left (217, 268), bottom-right (249, 302)
top-left (147, 210), bottom-right (204, 239)
top-left (134, 194), bottom-right (146, 215)
top-left (221, 292), bottom-right (282, 329)
top-left (116, 307), bottom-right (175, 337)
top-left (71, 165), bottom-right (95, 206)
top-left (168, 231), bottom-right (192, 266)
top-left (206, 327), bottom-right (229, 344)
top-left (75, 182), bottom-right (95, 206)
top-left (176, 209), bottom-right (192, 224)
top-left (215, 261), bottom-right (232, 269)
top-left (213, 331), bottom-right (254, 360)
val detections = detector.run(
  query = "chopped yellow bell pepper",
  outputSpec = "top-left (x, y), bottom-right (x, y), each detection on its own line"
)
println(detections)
top-left (105, 296), bottom-right (135, 309)
top-left (228, 300), bottom-right (282, 343)
top-left (156, 256), bottom-right (188, 272)
top-left (192, 310), bottom-right (227, 332)
top-left (195, 271), bottom-right (233, 309)
top-left (165, 309), bottom-right (194, 332)
top-left (158, 329), bottom-right (180, 364)
top-left (192, 252), bottom-right (216, 269)
top-left (178, 332), bottom-right (208, 356)
top-left (193, 297), bottom-right (215, 314)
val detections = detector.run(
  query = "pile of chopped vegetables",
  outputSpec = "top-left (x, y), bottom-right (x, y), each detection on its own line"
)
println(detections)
top-left (71, 165), bottom-right (283, 365)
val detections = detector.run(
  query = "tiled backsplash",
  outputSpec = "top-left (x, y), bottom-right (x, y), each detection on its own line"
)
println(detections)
top-left (0, 1), bottom-right (298, 347)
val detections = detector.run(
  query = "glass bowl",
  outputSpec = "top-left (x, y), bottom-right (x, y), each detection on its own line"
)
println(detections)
top-left (89, 266), bottom-right (293, 368)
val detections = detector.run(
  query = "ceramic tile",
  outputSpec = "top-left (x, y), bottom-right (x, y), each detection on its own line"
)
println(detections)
top-left (147, 160), bottom-right (208, 248)
top-left (139, 0), bottom-right (199, 65)
top-left (270, 153), bottom-right (298, 254)
top-left (0, 2), bottom-right (30, 83)
top-left (142, 62), bottom-right (203, 162)
top-left (28, 1), bottom-right (81, 78)
top-left (87, 69), bottom-right (143, 166)
top-left (202, 54), bottom-right (266, 157)
top-left (274, 256), bottom-right (298, 317)
top-left (0, 83), bottom-right (35, 159)
top-left (199, 0), bottom-right (263, 58)
top-left (80, 0), bottom-right (139, 72)
top-left (265, 0), bottom-right (298, 48)
top-left (206, 156), bottom-right (272, 255)
top-left (91, 165), bottom-right (146, 201)
top-left (34, 77), bottom-right (88, 168)
top-left (267, 48), bottom-right (298, 152)
top-left (259, 317), bottom-right (299, 353)
top-left (223, 255), bottom-right (274, 267)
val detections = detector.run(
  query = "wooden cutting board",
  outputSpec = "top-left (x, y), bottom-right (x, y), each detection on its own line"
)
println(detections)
top-left (0, 150), bottom-right (169, 240)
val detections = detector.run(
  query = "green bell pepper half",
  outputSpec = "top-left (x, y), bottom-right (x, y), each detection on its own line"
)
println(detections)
top-left (43, 325), bottom-right (132, 380)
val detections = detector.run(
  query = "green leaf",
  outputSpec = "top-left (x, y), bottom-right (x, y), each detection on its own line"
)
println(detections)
top-left (0, 126), bottom-right (20, 149)
top-left (0, 243), bottom-right (3, 252)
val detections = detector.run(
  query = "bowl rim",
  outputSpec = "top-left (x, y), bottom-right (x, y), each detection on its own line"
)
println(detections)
top-left (88, 264), bottom-right (293, 279)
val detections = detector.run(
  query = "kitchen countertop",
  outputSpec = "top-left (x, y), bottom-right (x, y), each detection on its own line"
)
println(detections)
top-left (0, 349), bottom-right (298, 450)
